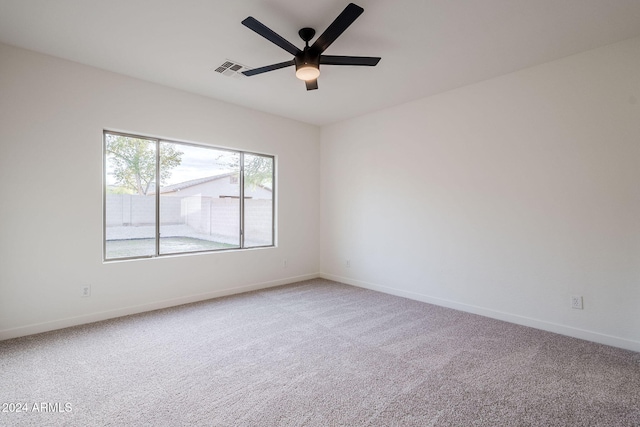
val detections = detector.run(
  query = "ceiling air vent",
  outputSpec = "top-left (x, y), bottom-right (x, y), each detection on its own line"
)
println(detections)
top-left (214, 60), bottom-right (249, 78)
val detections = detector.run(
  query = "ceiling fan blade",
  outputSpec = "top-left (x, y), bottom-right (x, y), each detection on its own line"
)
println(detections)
top-left (242, 60), bottom-right (295, 76)
top-left (311, 3), bottom-right (364, 54)
top-left (242, 17), bottom-right (301, 56)
top-left (305, 79), bottom-right (318, 91)
top-left (320, 55), bottom-right (380, 66)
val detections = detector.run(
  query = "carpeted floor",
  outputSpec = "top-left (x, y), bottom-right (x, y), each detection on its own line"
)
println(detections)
top-left (1, 278), bottom-right (639, 426)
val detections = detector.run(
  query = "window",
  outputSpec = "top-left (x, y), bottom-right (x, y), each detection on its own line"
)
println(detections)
top-left (104, 131), bottom-right (274, 261)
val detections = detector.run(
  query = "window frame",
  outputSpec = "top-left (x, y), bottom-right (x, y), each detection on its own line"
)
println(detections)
top-left (103, 130), bottom-right (275, 262)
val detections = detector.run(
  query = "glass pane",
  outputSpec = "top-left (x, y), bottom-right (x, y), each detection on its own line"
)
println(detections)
top-left (159, 143), bottom-right (240, 254)
top-left (243, 154), bottom-right (274, 247)
top-left (104, 133), bottom-right (157, 259)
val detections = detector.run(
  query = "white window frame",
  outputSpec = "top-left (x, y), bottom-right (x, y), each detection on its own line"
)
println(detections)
top-left (103, 130), bottom-right (275, 261)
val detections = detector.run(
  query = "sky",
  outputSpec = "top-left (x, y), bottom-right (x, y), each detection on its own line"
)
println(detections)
top-left (164, 143), bottom-right (238, 185)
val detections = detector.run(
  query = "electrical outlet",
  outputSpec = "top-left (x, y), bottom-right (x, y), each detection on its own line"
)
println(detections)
top-left (283, 259), bottom-right (288, 268)
top-left (81, 285), bottom-right (91, 298)
top-left (345, 259), bottom-right (351, 268)
top-left (570, 295), bottom-right (583, 310)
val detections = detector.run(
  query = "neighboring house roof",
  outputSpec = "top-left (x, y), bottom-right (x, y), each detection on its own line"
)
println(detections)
top-left (153, 172), bottom-right (273, 195)
top-left (159, 173), bottom-right (235, 194)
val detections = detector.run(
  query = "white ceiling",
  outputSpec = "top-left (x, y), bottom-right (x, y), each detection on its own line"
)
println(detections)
top-left (2, 0), bottom-right (640, 126)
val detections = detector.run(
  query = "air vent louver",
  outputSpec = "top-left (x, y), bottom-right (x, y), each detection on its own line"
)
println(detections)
top-left (213, 60), bottom-right (250, 78)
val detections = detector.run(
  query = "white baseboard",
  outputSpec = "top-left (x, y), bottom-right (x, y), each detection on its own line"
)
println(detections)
top-left (320, 273), bottom-right (640, 353)
top-left (0, 273), bottom-right (320, 341)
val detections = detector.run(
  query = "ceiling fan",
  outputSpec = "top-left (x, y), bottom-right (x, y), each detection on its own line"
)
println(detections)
top-left (241, 2), bottom-right (381, 91)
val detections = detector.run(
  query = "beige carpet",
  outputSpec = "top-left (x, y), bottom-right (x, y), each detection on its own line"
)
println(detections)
top-left (1, 278), bottom-right (639, 426)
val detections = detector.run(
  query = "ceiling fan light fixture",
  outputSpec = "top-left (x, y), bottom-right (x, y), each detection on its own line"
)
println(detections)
top-left (295, 64), bottom-right (320, 81)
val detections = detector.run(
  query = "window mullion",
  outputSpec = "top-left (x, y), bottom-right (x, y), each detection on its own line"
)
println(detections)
top-left (155, 140), bottom-right (161, 257)
top-left (240, 152), bottom-right (245, 248)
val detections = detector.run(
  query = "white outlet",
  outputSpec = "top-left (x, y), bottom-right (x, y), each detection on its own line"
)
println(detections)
top-left (283, 259), bottom-right (288, 268)
top-left (345, 259), bottom-right (351, 268)
top-left (81, 285), bottom-right (91, 298)
top-left (571, 295), bottom-right (583, 310)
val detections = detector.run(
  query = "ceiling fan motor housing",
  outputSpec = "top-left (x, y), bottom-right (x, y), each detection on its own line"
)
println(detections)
top-left (295, 49), bottom-right (320, 72)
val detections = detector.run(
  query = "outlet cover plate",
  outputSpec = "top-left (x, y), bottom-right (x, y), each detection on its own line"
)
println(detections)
top-left (81, 285), bottom-right (91, 298)
top-left (571, 295), bottom-right (583, 309)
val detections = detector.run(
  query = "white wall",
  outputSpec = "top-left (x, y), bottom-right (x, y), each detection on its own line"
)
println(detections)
top-left (0, 43), bottom-right (320, 339)
top-left (320, 36), bottom-right (640, 352)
